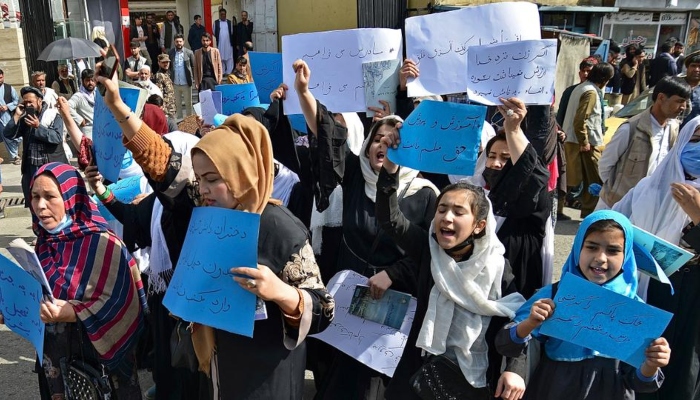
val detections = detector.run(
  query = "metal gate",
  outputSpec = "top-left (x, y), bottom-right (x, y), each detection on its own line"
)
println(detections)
top-left (242, 0), bottom-right (277, 52)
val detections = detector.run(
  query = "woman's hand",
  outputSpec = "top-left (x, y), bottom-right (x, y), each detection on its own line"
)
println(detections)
top-left (368, 100), bottom-right (392, 122)
top-left (40, 299), bottom-right (77, 323)
top-left (368, 271), bottom-right (393, 299)
top-left (231, 265), bottom-right (300, 315)
top-left (56, 97), bottom-right (71, 119)
top-left (95, 72), bottom-right (122, 110)
top-left (641, 337), bottom-right (670, 377)
top-left (671, 182), bottom-right (700, 225)
top-left (84, 165), bottom-right (107, 197)
top-left (379, 122), bottom-right (402, 175)
top-left (494, 371), bottom-right (525, 400)
top-left (292, 59), bottom-right (311, 94)
top-left (497, 97), bottom-right (527, 134)
top-left (270, 83), bottom-right (288, 102)
top-left (399, 59), bottom-right (419, 90)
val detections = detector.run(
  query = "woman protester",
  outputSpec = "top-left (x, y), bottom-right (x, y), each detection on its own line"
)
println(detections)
top-left (614, 116), bottom-right (700, 400)
top-left (294, 59), bottom-right (439, 399)
top-left (456, 98), bottom-right (552, 298)
top-left (24, 162), bottom-right (146, 399)
top-left (96, 72), bottom-right (334, 399)
top-left (374, 98), bottom-right (529, 400)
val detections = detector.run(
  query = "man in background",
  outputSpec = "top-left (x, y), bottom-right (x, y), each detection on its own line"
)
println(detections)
top-left (168, 33), bottom-right (194, 119)
top-left (188, 15), bottom-right (206, 51)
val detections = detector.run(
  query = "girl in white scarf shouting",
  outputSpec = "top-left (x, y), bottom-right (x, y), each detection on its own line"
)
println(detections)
top-left (375, 103), bottom-right (527, 400)
top-left (294, 59), bottom-right (439, 399)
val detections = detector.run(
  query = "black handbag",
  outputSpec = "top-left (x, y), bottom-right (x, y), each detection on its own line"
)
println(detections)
top-left (59, 324), bottom-right (113, 400)
top-left (410, 355), bottom-right (491, 400)
top-left (170, 320), bottom-right (198, 372)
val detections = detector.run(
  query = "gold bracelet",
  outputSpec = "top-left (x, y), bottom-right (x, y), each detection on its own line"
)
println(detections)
top-left (116, 112), bottom-right (132, 124)
top-left (282, 288), bottom-right (304, 320)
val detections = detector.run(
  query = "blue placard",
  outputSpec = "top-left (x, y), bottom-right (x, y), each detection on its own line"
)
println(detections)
top-left (0, 254), bottom-right (44, 358)
top-left (92, 175), bottom-right (144, 221)
top-left (214, 83), bottom-right (261, 115)
top-left (248, 52), bottom-right (283, 105)
top-left (539, 274), bottom-right (673, 368)
top-left (93, 89), bottom-right (141, 182)
top-left (387, 100), bottom-right (486, 175)
top-left (162, 207), bottom-right (260, 337)
top-left (288, 114), bottom-right (308, 134)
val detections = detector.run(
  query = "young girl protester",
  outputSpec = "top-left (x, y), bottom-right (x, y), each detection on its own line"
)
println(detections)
top-left (496, 210), bottom-right (670, 400)
top-left (375, 98), bottom-right (531, 400)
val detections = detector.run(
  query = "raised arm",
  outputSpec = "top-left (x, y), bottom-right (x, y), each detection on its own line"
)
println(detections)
top-left (57, 96), bottom-right (83, 149)
top-left (496, 97), bottom-right (529, 165)
top-left (293, 59), bottom-right (318, 136)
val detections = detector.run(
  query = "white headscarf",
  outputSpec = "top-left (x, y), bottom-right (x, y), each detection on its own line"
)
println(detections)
top-left (417, 198), bottom-right (525, 388)
top-left (341, 112), bottom-right (364, 155)
top-left (272, 159), bottom-right (300, 207)
top-left (614, 116), bottom-right (700, 246)
top-left (148, 131), bottom-right (200, 293)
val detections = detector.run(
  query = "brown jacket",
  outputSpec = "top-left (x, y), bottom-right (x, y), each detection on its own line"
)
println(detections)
top-left (193, 47), bottom-right (223, 88)
top-left (600, 108), bottom-right (678, 206)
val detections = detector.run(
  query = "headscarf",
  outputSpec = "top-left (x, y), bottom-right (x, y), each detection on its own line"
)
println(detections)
top-left (417, 196), bottom-right (525, 387)
top-left (513, 210), bottom-right (640, 361)
top-left (142, 103), bottom-right (169, 135)
top-left (614, 116), bottom-right (700, 246)
top-left (149, 132), bottom-right (200, 294)
top-left (359, 115), bottom-right (439, 202)
top-left (30, 163), bottom-right (143, 370)
top-left (192, 114), bottom-right (281, 213)
top-left (341, 112), bottom-right (364, 155)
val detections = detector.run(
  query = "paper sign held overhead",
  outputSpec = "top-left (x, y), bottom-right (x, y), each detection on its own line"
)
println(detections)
top-left (163, 207), bottom-right (260, 337)
top-left (215, 83), bottom-right (261, 115)
top-left (0, 254), bottom-right (45, 358)
top-left (466, 39), bottom-right (557, 106)
top-left (405, 2), bottom-right (541, 97)
top-left (282, 28), bottom-right (403, 115)
top-left (539, 274), bottom-right (673, 368)
top-left (198, 89), bottom-right (219, 125)
top-left (387, 100), bottom-right (486, 175)
top-left (248, 52), bottom-right (283, 104)
top-left (362, 59), bottom-right (400, 117)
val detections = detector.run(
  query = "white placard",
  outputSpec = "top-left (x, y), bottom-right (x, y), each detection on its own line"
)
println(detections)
top-left (310, 270), bottom-right (416, 377)
top-left (405, 2), bottom-right (541, 97)
top-left (282, 28), bottom-right (403, 115)
top-left (466, 39), bottom-right (557, 106)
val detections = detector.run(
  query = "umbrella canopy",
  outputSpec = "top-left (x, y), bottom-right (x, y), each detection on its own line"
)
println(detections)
top-left (38, 37), bottom-right (102, 61)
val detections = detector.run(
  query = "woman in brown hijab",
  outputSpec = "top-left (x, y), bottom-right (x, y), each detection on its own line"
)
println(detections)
top-left (96, 73), bottom-right (334, 400)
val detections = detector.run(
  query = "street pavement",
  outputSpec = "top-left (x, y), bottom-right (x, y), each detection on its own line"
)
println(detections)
top-left (0, 160), bottom-right (577, 398)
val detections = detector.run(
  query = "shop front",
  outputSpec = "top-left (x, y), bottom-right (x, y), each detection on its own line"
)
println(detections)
top-left (601, 11), bottom-right (688, 57)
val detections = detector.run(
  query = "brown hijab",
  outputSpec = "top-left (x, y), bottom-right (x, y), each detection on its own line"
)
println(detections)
top-left (192, 114), bottom-right (281, 213)
top-left (189, 114), bottom-right (280, 376)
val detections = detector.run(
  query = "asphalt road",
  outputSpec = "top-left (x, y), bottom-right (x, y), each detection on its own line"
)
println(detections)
top-left (0, 160), bottom-right (577, 398)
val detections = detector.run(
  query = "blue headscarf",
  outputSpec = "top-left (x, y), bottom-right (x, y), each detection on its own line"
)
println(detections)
top-left (513, 210), bottom-right (641, 361)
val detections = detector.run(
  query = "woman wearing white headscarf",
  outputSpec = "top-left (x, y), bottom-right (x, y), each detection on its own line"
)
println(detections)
top-left (614, 116), bottom-right (700, 400)
top-left (295, 59), bottom-right (439, 399)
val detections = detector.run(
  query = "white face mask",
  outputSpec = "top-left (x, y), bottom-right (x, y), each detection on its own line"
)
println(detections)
top-left (40, 214), bottom-right (71, 234)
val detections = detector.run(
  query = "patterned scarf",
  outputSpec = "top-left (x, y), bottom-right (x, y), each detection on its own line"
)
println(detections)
top-left (31, 163), bottom-right (145, 370)
top-left (78, 84), bottom-right (95, 106)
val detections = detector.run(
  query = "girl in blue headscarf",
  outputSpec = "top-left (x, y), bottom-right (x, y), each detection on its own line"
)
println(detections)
top-left (496, 210), bottom-right (670, 400)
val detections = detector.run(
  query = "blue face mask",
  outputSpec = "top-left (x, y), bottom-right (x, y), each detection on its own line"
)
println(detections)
top-left (681, 141), bottom-right (700, 179)
top-left (39, 214), bottom-right (72, 234)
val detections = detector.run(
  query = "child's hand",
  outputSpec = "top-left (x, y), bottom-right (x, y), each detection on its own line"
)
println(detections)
top-left (641, 337), bottom-right (670, 377)
top-left (527, 298), bottom-right (555, 326)
top-left (494, 371), bottom-right (525, 400)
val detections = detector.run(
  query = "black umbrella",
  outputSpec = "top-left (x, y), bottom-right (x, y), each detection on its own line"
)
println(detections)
top-left (37, 37), bottom-right (102, 61)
